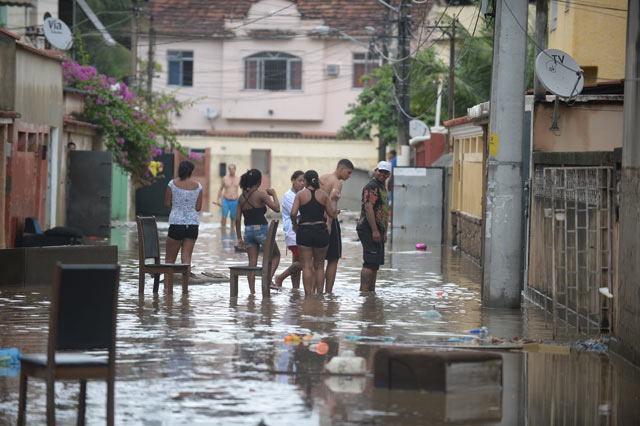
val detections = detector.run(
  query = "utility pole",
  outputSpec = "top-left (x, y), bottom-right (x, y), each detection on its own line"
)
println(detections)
top-left (613, 0), bottom-right (640, 364)
top-left (482, 0), bottom-right (528, 308)
top-left (447, 18), bottom-right (456, 122)
top-left (146, 12), bottom-right (155, 104)
top-left (533, 0), bottom-right (548, 100)
top-left (130, 0), bottom-right (138, 94)
top-left (396, 0), bottom-right (411, 166)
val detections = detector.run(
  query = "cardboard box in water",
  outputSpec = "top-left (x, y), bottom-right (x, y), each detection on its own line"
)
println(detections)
top-left (0, 245), bottom-right (118, 287)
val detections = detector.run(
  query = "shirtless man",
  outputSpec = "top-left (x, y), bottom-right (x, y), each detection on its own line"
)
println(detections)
top-left (319, 159), bottom-right (354, 293)
top-left (214, 164), bottom-right (240, 231)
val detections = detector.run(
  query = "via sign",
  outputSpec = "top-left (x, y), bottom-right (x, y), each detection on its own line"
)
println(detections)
top-left (43, 17), bottom-right (73, 51)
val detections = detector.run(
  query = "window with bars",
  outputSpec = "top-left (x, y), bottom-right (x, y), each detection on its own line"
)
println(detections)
top-left (168, 51), bottom-right (193, 87)
top-left (352, 53), bottom-right (381, 88)
top-left (244, 52), bottom-right (302, 91)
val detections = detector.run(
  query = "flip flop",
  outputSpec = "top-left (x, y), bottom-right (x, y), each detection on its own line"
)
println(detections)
top-left (270, 282), bottom-right (282, 290)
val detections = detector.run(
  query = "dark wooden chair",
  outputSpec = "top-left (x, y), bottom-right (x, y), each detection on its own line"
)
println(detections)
top-left (136, 216), bottom-right (190, 294)
top-left (230, 220), bottom-right (279, 298)
top-left (18, 263), bottom-right (120, 426)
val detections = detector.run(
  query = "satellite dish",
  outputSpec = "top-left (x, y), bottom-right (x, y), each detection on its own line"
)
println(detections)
top-left (535, 49), bottom-right (584, 98)
top-left (43, 17), bottom-right (73, 50)
top-left (204, 108), bottom-right (219, 120)
top-left (409, 119), bottom-right (430, 138)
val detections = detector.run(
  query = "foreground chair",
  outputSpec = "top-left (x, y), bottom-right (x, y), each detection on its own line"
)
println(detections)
top-left (230, 220), bottom-right (279, 298)
top-left (18, 263), bottom-right (120, 426)
top-left (136, 216), bottom-right (190, 294)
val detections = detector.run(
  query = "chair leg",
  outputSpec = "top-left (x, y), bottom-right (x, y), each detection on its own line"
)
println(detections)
top-left (182, 271), bottom-right (189, 294)
top-left (77, 380), bottom-right (86, 426)
top-left (165, 272), bottom-right (174, 293)
top-left (230, 272), bottom-right (239, 297)
top-left (261, 271), bottom-right (270, 299)
top-left (153, 273), bottom-right (160, 293)
top-left (106, 375), bottom-right (114, 426)
top-left (138, 270), bottom-right (145, 295)
top-left (46, 377), bottom-right (55, 426)
top-left (17, 369), bottom-right (27, 426)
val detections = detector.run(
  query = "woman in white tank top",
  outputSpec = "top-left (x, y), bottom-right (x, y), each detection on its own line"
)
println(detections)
top-left (165, 160), bottom-right (203, 275)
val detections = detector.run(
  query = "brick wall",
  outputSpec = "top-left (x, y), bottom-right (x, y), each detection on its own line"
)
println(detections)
top-left (451, 211), bottom-right (482, 262)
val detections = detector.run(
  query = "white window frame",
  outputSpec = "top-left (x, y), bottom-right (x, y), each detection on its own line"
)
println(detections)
top-left (244, 52), bottom-right (302, 91)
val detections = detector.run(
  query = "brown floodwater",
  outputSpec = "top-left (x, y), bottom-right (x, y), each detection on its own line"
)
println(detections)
top-left (0, 216), bottom-right (639, 425)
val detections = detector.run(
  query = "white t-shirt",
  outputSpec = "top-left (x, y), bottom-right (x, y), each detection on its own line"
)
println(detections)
top-left (281, 189), bottom-right (298, 246)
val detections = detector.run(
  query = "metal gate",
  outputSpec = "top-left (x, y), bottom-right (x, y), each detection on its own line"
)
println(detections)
top-left (391, 167), bottom-right (444, 245)
top-left (67, 151), bottom-right (113, 238)
top-left (135, 153), bottom-right (175, 217)
top-left (530, 167), bottom-right (613, 337)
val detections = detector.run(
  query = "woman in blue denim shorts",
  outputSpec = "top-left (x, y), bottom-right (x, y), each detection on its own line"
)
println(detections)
top-left (235, 169), bottom-right (281, 293)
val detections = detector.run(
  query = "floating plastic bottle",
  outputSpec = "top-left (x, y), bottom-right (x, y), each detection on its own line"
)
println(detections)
top-left (416, 243), bottom-right (427, 251)
top-left (469, 326), bottom-right (488, 335)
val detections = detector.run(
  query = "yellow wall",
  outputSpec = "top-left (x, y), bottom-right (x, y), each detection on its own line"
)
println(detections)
top-left (452, 133), bottom-right (484, 218)
top-left (178, 135), bottom-right (378, 219)
top-left (549, 0), bottom-right (627, 82)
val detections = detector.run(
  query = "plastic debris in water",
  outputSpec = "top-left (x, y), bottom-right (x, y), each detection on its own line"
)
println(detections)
top-left (448, 336), bottom-right (475, 342)
top-left (0, 348), bottom-right (22, 377)
top-left (345, 335), bottom-right (395, 342)
top-left (420, 305), bottom-right (443, 320)
top-left (315, 342), bottom-right (329, 355)
top-left (325, 355), bottom-right (366, 375)
top-left (416, 243), bottom-right (427, 251)
top-left (469, 327), bottom-right (488, 335)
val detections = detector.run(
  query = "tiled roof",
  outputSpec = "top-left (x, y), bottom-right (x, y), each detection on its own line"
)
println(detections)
top-left (150, 0), bottom-right (432, 38)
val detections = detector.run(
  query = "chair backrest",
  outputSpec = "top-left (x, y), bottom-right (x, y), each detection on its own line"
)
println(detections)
top-left (24, 217), bottom-right (43, 234)
top-left (136, 216), bottom-right (161, 262)
top-left (261, 220), bottom-right (279, 283)
top-left (47, 264), bottom-right (120, 360)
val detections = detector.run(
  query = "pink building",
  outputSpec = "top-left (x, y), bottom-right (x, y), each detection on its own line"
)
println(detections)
top-left (141, 0), bottom-right (430, 211)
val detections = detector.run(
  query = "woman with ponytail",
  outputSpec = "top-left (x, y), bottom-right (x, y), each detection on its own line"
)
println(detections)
top-left (236, 168), bottom-right (281, 293)
top-left (290, 170), bottom-right (339, 294)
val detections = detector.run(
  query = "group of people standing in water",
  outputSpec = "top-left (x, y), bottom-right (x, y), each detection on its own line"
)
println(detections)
top-left (164, 158), bottom-right (392, 295)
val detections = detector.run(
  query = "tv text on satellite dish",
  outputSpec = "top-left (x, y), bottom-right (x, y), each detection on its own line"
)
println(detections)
top-left (43, 17), bottom-right (73, 51)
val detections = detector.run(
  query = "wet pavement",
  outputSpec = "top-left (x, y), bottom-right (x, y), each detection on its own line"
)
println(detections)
top-left (1, 215), bottom-right (639, 425)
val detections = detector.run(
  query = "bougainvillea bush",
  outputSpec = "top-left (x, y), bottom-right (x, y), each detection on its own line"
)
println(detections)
top-left (62, 59), bottom-right (199, 185)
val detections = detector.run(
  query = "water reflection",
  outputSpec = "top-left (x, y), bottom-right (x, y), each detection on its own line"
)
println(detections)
top-left (0, 218), bottom-right (638, 424)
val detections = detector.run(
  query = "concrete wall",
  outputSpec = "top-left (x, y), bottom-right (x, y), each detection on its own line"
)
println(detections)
top-left (548, 0), bottom-right (627, 81)
top-left (0, 245), bottom-right (118, 287)
top-left (142, 0), bottom-right (371, 134)
top-left (177, 135), bottom-right (377, 217)
top-left (533, 101), bottom-right (623, 152)
top-left (341, 167), bottom-right (372, 213)
top-left (0, 32), bottom-right (16, 111)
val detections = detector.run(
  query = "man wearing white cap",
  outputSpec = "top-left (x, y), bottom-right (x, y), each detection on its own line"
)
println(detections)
top-left (357, 161), bottom-right (391, 292)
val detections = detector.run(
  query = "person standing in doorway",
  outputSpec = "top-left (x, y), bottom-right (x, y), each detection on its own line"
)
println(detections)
top-left (165, 160), bottom-right (203, 276)
top-left (319, 159), bottom-right (354, 293)
top-left (291, 170), bottom-right (339, 295)
top-left (357, 161), bottom-right (391, 292)
top-left (236, 169), bottom-right (281, 294)
top-left (274, 170), bottom-right (305, 289)
top-left (215, 163), bottom-right (240, 232)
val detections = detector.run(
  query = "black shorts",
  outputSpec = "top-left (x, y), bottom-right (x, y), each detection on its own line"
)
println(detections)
top-left (168, 224), bottom-right (199, 241)
top-left (357, 226), bottom-right (384, 270)
top-left (325, 220), bottom-right (342, 260)
top-left (296, 223), bottom-right (330, 248)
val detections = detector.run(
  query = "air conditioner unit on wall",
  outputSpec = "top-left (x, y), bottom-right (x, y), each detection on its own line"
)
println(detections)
top-left (326, 64), bottom-right (340, 76)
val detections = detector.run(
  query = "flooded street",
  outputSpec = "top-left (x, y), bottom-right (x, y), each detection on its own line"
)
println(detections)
top-left (1, 216), bottom-right (639, 425)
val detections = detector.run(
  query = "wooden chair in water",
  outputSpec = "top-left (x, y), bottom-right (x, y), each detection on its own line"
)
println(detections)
top-left (18, 263), bottom-right (120, 426)
top-left (136, 216), bottom-right (190, 294)
top-left (230, 220), bottom-right (279, 298)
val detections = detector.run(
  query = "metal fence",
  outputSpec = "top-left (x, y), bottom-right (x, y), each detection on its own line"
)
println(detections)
top-left (529, 166), bottom-right (614, 337)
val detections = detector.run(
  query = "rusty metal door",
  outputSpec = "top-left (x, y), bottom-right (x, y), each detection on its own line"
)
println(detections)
top-left (67, 151), bottom-right (112, 238)
top-left (391, 167), bottom-right (444, 245)
top-left (6, 127), bottom-right (49, 247)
